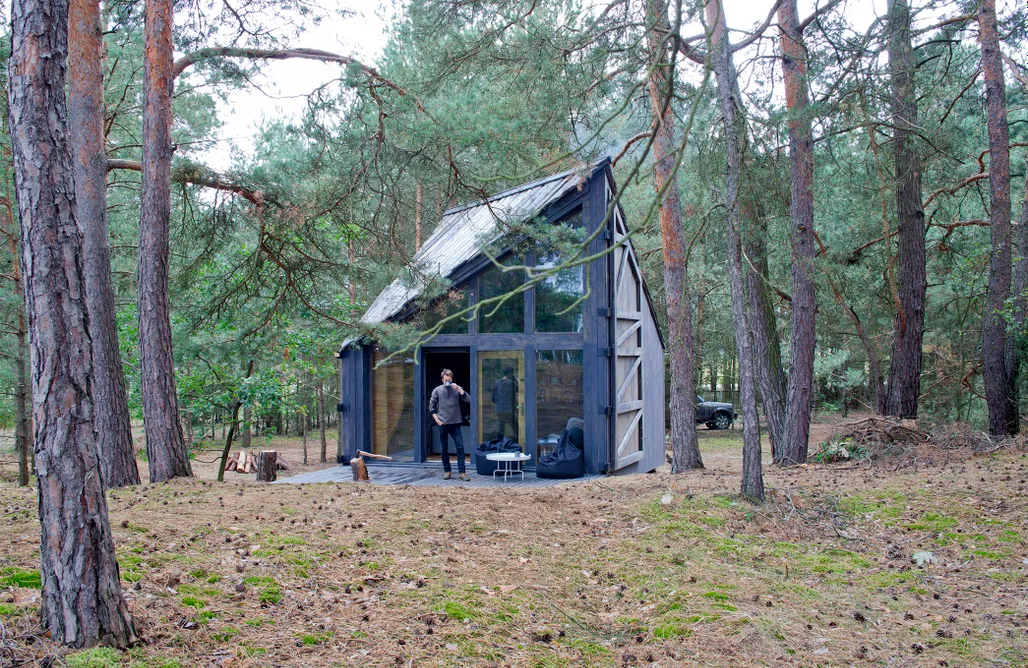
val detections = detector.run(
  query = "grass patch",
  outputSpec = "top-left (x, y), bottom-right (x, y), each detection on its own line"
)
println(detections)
top-left (903, 512), bottom-right (958, 532)
top-left (243, 575), bottom-right (277, 587)
top-left (442, 601), bottom-right (475, 620)
top-left (258, 586), bottom-right (283, 605)
top-left (0, 568), bottom-right (41, 589)
top-left (297, 630), bottom-right (335, 645)
top-left (213, 627), bottom-right (240, 642)
top-left (65, 648), bottom-right (121, 668)
top-left (180, 596), bottom-right (206, 609)
top-left (653, 622), bottom-right (693, 639)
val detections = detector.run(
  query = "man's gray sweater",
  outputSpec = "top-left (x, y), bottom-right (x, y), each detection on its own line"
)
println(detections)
top-left (429, 384), bottom-right (469, 425)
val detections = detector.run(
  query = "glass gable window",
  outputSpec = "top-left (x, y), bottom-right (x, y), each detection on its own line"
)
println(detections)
top-left (535, 210), bottom-right (585, 333)
top-left (478, 256), bottom-right (524, 334)
top-left (535, 350), bottom-right (584, 459)
top-left (370, 349), bottom-right (416, 460)
top-left (535, 253), bottom-right (585, 333)
top-left (419, 290), bottom-right (468, 335)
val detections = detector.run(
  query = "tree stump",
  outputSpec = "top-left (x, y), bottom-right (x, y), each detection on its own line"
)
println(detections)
top-left (256, 450), bottom-right (278, 482)
top-left (351, 456), bottom-right (369, 482)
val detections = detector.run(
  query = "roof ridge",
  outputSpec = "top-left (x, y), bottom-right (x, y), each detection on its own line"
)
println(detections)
top-left (441, 162), bottom-right (594, 217)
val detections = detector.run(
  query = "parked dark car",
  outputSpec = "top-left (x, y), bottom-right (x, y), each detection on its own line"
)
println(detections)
top-left (695, 395), bottom-right (736, 430)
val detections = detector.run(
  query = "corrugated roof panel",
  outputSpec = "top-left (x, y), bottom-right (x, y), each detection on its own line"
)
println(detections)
top-left (360, 164), bottom-right (592, 326)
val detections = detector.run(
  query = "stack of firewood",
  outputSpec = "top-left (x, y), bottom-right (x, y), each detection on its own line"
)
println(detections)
top-left (226, 450), bottom-right (290, 474)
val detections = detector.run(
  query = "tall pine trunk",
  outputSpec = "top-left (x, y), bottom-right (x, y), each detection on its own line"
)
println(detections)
top-left (743, 209), bottom-right (786, 461)
top-left (139, 0), bottom-right (192, 480)
top-left (884, 0), bottom-right (927, 420)
top-left (707, 0), bottom-right (763, 500)
top-left (2, 204), bottom-right (31, 487)
top-left (318, 381), bottom-right (328, 463)
top-left (8, 0), bottom-right (135, 644)
top-left (645, 0), bottom-right (702, 471)
top-left (15, 310), bottom-right (30, 486)
top-left (979, 0), bottom-right (1017, 436)
top-left (242, 406), bottom-right (252, 449)
top-left (68, 0), bottom-right (139, 488)
top-left (1009, 170), bottom-right (1028, 421)
top-left (778, 0), bottom-right (817, 464)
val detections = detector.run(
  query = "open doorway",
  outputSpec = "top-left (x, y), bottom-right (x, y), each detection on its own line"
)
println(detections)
top-left (423, 350), bottom-right (471, 464)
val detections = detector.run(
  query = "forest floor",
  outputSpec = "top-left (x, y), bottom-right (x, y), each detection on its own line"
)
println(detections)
top-left (1, 417), bottom-right (1027, 667)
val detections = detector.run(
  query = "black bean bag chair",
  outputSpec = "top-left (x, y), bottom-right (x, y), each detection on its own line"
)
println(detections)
top-left (475, 436), bottom-right (522, 476)
top-left (537, 418), bottom-right (584, 479)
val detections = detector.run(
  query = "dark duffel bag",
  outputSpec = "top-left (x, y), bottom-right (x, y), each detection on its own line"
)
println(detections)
top-left (537, 418), bottom-right (584, 479)
top-left (475, 436), bottom-right (522, 476)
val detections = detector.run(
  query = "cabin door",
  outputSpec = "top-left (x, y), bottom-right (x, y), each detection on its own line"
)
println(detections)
top-left (610, 205), bottom-right (645, 470)
top-left (423, 350), bottom-right (472, 465)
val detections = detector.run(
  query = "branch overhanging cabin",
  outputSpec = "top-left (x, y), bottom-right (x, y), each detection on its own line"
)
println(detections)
top-left (337, 159), bottom-right (665, 475)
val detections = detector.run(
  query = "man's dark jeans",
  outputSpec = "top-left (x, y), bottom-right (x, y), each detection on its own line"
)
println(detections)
top-left (439, 423), bottom-right (466, 474)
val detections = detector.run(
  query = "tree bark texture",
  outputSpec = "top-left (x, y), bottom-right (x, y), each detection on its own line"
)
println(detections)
top-left (1008, 169), bottom-right (1028, 424)
top-left (318, 381), bottom-right (328, 463)
top-left (256, 451), bottom-right (277, 482)
top-left (979, 0), bottom-right (1017, 437)
top-left (139, 0), bottom-right (192, 480)
top-left (415, 180), bottom-right (424, 251)
top-left (707, 0), bottom-right (763, 500)
top-left (884, 0), bottom-right (927, 420)
top-left (646, 0), bottom-right (702, 471)
top-left (69, 0), bottom-right (139, 488)
top-left (743, 208), bottom-right (786, 461)
top-left (7, 0), bottom-right (135, 645)
top-left (242, 406), bottom-right (252, 449)
top-left (778, 0), bottom-right (817, 464)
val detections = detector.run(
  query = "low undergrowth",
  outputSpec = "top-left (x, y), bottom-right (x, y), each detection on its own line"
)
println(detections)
top-left (0, 448), bottom-right (1025, 666)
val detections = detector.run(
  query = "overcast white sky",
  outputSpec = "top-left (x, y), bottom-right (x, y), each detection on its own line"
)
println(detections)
top-left (203, 0), bottom-right (1005, 171)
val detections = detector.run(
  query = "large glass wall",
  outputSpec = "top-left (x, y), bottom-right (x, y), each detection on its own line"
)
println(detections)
top-left (370, 350), bottom-right (416, 460)
top-left (478, 257), bottom-right (524, 333)
top-left (535, 252), bottom-right (584, 333)
top-left (535, 350), bottom-right (584, 459)
top-left (419, 290), bottom-right (468, 335)
top-left (478, 351), bottom-right (526, 448)
top-left (535, 210), bottom-right (585, 332)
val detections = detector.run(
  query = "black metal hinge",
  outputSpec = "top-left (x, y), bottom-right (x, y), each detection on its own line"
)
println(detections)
top-left (597, 306), bottom-right (611, 317)
top-left (600, 347), bottom-right (614, 357)
top-left (599, 405), bottom-right (613, 416)
top-left (337, 402), bottom-right (347, 413)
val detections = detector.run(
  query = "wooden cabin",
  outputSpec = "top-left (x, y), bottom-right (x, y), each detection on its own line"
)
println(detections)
top-left (337, 159), bottom-right (665, 475)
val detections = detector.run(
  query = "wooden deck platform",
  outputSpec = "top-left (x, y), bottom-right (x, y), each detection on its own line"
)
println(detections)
top-left (276, 464), bottom-right (603, 488)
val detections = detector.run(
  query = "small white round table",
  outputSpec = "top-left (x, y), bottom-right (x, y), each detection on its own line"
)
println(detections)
top-left (486, 452), bottom-right (531, 481)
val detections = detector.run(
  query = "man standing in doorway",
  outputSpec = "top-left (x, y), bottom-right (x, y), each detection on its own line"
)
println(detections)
top-left (492, 367), bottom-right (518, 442)
top-left (430, 368), bottom-right (470, 480)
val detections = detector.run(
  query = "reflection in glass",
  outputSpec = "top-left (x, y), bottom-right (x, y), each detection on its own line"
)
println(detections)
top-left (535, 210), bottom-right (585, 333)
top-left (478, 257), bottom-right (524, 333)
top-left (535, 350), bottom-right (584, 458)
top-left (370, 350), bottom-right (415, 460)
top-left (478, 351), bottom-right (525, 448)
top-left (535, 251), bottom-right (584, 333)
top-left (420, 290), bottom-right (468, 335)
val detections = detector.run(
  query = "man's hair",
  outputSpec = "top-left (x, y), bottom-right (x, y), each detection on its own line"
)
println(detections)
top-left (503, 367), bottom-right (514, 377)
top-left (440, 368), bottom-right (453, 380)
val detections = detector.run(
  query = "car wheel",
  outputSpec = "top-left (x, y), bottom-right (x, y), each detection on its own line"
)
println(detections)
top-left (705, 422), bottom-right (717, 430)
top-left (714, 412), bottom-right (731, 430)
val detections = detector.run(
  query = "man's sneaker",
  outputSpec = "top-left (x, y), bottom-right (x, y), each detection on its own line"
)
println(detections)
top-left (458, 473), bottom-right (469, 482)
top-left (443, 472), bottom-right (452, 480)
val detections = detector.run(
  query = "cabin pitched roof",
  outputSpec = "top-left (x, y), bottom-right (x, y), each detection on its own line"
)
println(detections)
top-left (360, 162), bottom-right (598, 326)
